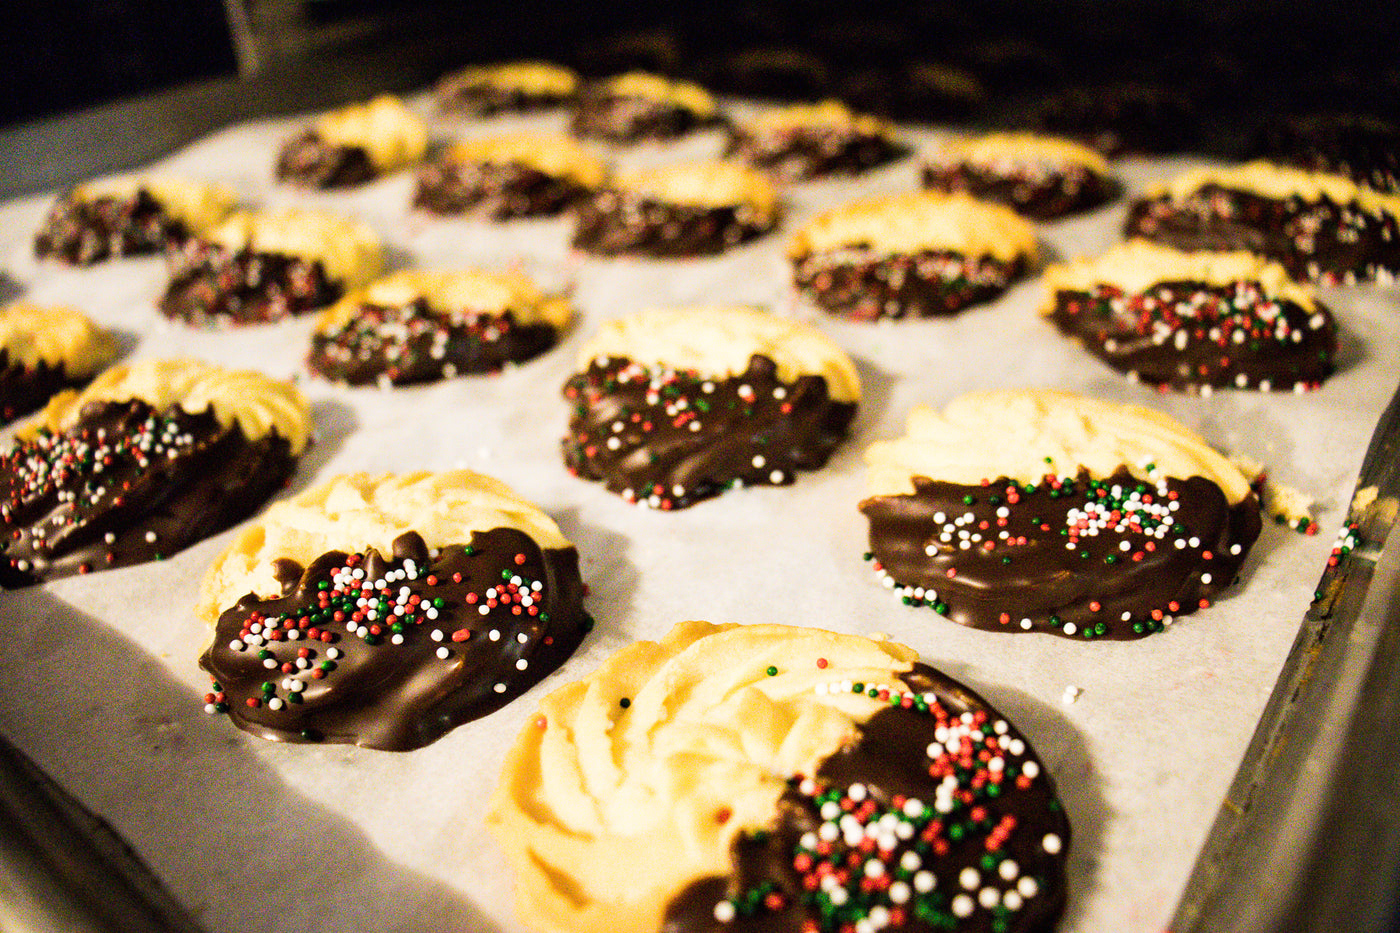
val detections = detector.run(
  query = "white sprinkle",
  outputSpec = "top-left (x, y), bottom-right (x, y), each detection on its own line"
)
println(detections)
top-left (263, 658), bottom-right (277, 669)
top-left (888, 881), bottom-right (911, 904)
top-left (979, 887), bottom-right (1000, 909)
top-left (1003, 890), bottom-right (1024, 911)
top-left (391, 633), bottom-right (405, 645)
top-left (913, 870), bottom-right (936, 893)
top-left (951, 894), bottom-right (974, 918)
top-left (431, 629), bottom-right (444, 642)
top-left (229, 639), bottom-right (245, 651)
top-left (1062, 685), bottom-right (1082, 704)
top-left (1043, 833), bottom-right (1063, 854)
top-left (515, 658), bottom-right (528, 671)
top-left (1023, 760), bottom-right (1041, 779)
top-left (901, 851), bottom-right (922, 872)
top-left (488, 629), bottom-right (501, 641)
top-left (999, 859), bottom-right (1020, 880)
top-left (1063, 623), bottom-right (1077, 635)
top-left (960, 867), bottom-right (980, 889)
top-left (268, 698), bottom-right (284, 711)
top-left (1018, 876), bottom-right (1040, 898)
top-left (769, 470), bottom-right (784, 483)
top-left (713, 901), bottom-right (736, 923)
top-left (327, 648), bottom-right (341, 660)
top-left (493, 683), bottom-right (507, 693)
top-left (752, 455), bottom-right (766, 468)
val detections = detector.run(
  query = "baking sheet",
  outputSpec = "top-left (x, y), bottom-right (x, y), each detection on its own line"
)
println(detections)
top-left (0, 97), bottom-right (1397, 933)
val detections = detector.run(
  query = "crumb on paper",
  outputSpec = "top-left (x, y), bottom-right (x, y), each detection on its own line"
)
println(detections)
top-left (1062, 685), bottom-right (1082, 704)
top-left (1230, 453), bottom-right (1317, 533)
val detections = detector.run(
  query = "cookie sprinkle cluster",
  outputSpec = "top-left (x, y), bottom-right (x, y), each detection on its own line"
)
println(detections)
top-left (863, 465), bottom-right (1257, 639)
top-left (711, 679), bottom-right (1059, 933)
top-left (794, 247), bottom-right (1020, 320)
top-left (315, 300), bottom-right (517, 383)
top-left (1055, 281), bottom-right (1334, 392)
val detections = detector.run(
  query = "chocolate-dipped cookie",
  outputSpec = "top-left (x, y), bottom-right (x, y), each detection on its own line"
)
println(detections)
top-left (922, 133), bottom-right (1117, 220)
top-left (726, 100), bottom-right (905, 181)
top-left (573, 161), bottom-right (778, 257)
top-left (570, 72), bottom-right (719, 143)
top-left (488, 621), bottom-right (1069, 933)
top-left (307, 268), bottom-right (572, 385)
top-left (434, 60), bottom-right (580, 116)
top-left (1124, 161), bottom-right (1400, 285)
top-left (789, 192), bottom-right (1038, 320)
top-left (197, 470), bottom-right (590, 751)
top-left (860, 390), bottom-right (1262, 640)
top-left (34, 175), bottom-right (236, 265)
top-left (0, 358), bottom-right (311, 587)
top-left (0, 304), bottom-right (118, 422)
top-left (160, 208), bottom-right (383, 326)
top-left (562, 305), bottom-right (858, 509)
top-left (276, 94), bottom-right (429, 189)
top-left (1248, 113), bottom-right (1400, 194)
top-left (1043, 240), bottom-right (1338, 393)
top-left (413, 133), bottom-right (607, 219)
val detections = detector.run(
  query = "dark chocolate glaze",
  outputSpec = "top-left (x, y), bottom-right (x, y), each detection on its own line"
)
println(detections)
top-left (1048, 281), bottom-right (1338, 392)
top-left (275, 130), bottom-right (378, 189)
top-left (200, 528), bottom-right (588, 751)
top-left (1249, 114), bottom-right (1400, 194)
top-left (570, 92), bottom-right (715, 143)
top-left (0, 398), bottom-right (298, 587)
top-left (413, 159), bottom-right (592, 218)
top-left (663, 663), bottom-right (1069, 933)
top-left (792, 248), bottom-right (1027, 320)
top-left (726, 125), bottom-right (905, 181)
top-left (573, 189), bottom-right (775, 257)
top-left (562, 354), bottom-right (855, 509)
top-left (1124, 185), bottom-right (1400, 285)
top-left (860, 468), bottom-right (1261, 640)
top-left (922, 162), bottom-right (1116, 220)
top-left (1035, 84), bottom-right (1201, 156)
top-left (34, 188), bottom-right (188, 265)
top-left (0, 351), bottom-right (89, 423)
top-left (307, 300), bottom-right (559, 386)
top-left (434, 79), bottom-right (573, 117)
top-left (159, 240), bottom-right (341, 326)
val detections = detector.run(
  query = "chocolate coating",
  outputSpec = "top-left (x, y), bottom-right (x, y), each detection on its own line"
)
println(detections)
top-left (727, 125), bottom-right (905, 181)
top-left (1124, 186), bottom-right (1400, 285)
top-left (1048, 281), bottom-right (1338, 392)
top-left (275, 130), bottom-right (378, 189)
top-left (573, 190), bottom-right (775, 257)
top-left (0, 352), bottom-right (88, 423)
top-left (160, 240), bottom-right (341, 326)
top-left (663, 663), bottom-right (1069, 933)
top-left (563, 354), bottom-right (855, 509)
top-left (413, 159), bottom-right (592, 218)
top-left (307, 299), bottom-right (560, 386)
top-left (922, 162), bottom-right (1116, 220)
top-left (792, 248), bottom-right (1028, 320)
top-left (570, 92), bottom-right (713, 143)
top-left (435, 80), bottom-right (572, 117)
top-left (200, 528), bottom-right (588, 751)
top-left (860, 469), bottom-right (1261, 639)
top-left (34, 188), bottom-right (187, 265)
top-left (0, 399), bottom-right (298, 587)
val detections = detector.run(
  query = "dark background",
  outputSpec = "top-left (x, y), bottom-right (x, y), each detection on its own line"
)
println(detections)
top-left (5, 0), bottom-right (1400, 146)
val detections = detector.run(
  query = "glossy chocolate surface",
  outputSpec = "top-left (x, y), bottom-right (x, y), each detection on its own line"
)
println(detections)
top-left (201, 528), bottom-right (588, 751)
top-left (861, 468), bottom-right (1261, 640)
top-left (793, 248), bottom-right (1026, 320)
top-left (413, 159), bottom-right (592, 218)
top-left (922, 162), bottom-right (1115, 220)
top-left (563, 354), bottom-right (854, 509)
top-left (308, 300), bottom-right (559, 385)
top-left (574, 190), bottom-right (774, 257)
top-left (0, 398), bottom-right (297, 586)
top-left (275, 130), bottom-right (378, 189)
top-left (727, 125), bottom-right (904, 180)
top-left (663, 663), bottom-right (1069, 933)
top-left (160, 241), bottom-right (340, 325)
top-left (1048, 281), bottom-right (1337, 391)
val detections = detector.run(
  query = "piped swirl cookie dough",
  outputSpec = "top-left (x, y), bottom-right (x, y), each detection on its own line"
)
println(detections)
top-left (1042, 240), bottom-right (1338, 393)
top-left (413, 133), bottom-right (607, 219)
top-left (197, 470), bottom-right (590, 751)
top-left (276, 94), bottom-right (429, 189)
top-left (0, 358), bottom-right (311, 587)
top-left (34, 175), bottom-right (236, 265)
top-left (488, 621), bottom-right (1069, 933)
top-left (859, 390), bottom-right (1262, 640)
top-left (921, 133), bottom-right (1117, 220)
top-left (573, 161), bottom-right (780, 257)
top-left (307, 269), bottom-right (572, 386)
top-left (562, 306), bottom-right (859, 509)
top-left (1124, 160), bottom-right (1400, 285)
top-left (789, 192), bottom-right (1038, 320)
top-left (160, 209), bottom-right (384, 325)
top-left (0, 303), bottom-right (119, 422)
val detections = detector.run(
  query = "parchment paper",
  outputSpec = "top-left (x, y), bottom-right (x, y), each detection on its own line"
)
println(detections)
top-left (0, 96), bottom-right (1396, 933)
